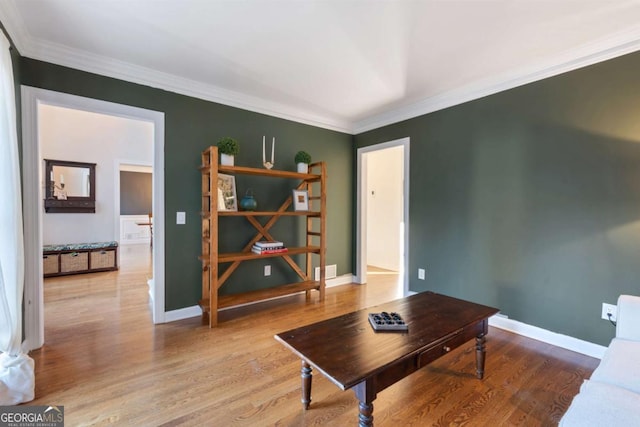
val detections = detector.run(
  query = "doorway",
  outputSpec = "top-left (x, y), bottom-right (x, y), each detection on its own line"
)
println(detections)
top-left (356, 137), bottom-right (410, 296)
top-left (118, 164), bottom-right (153, 247)
top-left (21, 87), bottom-right (165, 351)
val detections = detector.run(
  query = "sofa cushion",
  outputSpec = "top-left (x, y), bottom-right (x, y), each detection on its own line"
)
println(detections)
top-left (559, 380), bottom-right (640, 427)
top-left (617, 294), bottom-right (640, 341)
top-left (589, 338), bottom-right (640, 394)
top-left (43, 241), bottom-right (118, 252)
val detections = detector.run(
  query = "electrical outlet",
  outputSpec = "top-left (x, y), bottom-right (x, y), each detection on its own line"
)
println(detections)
top-left (176, 211), bottom-right (186, 224)
top-left (418, 268), bottom-right (425, 280)
top-left (601, 303), bottom-right (617, 322)
top-left (264, 265), bottom-right (271, 276)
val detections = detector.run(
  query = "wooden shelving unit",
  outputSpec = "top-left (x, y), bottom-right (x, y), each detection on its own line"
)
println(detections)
top-left (199, 146), bottom-right (326, 327)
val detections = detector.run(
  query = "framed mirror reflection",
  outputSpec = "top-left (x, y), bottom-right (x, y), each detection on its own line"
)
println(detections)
top-left (44, 159), bottom-right (96, 213)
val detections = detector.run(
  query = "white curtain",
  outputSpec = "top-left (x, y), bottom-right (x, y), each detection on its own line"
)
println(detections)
top-left (0, 31), bottom-right (34, 405)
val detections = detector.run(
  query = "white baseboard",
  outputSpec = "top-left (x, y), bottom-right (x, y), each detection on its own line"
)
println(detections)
top-left (164, 305), bottom-right (203, 322)
top-left (326, 273), bottom-right (356, 287)
top-left (161, 278), bottom-right (606, 360)
top-left (164, 274), bottom-right (357, 322)
top-left (489, 315), bottom-right (607, 359)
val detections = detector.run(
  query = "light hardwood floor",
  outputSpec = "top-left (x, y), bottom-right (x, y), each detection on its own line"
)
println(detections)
top-left (31, 245), bottom-right (598, 426)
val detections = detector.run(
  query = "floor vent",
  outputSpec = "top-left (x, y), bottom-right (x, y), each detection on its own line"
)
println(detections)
top-left (315, 264), bottom-right (337, 281)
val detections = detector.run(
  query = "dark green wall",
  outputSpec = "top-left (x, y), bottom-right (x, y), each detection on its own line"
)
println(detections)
top-left (355, 51), bottom-right (640, 346)
top-left (20, 58), bottom-right (353, 310)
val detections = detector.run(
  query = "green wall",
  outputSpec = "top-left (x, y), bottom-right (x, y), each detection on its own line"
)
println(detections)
top-left (9, 16), bottom-right (640, 345)
top-left (20, 58), bottom-right (353, 311)
top-left (355, 51), bottom-right (640, 345)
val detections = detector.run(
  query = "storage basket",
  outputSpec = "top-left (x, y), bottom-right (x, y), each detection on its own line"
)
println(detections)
top-left (43, 254), bottom-right (59, 275)
top-left (60, 252), bottom-right (89, 273)
top-left (90, 250), bottom-right (116, 269)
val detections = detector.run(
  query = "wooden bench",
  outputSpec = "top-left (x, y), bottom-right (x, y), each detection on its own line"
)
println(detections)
top-left (43, 241), bottom-right (119, 277)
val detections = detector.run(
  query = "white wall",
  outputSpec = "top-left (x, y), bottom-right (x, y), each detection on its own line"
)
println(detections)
top-left (366, 145), bottom-right (403, 271)
top-left (40, 104), bottom-right (153, 245)
top-left (120, 215), bottom-right (152, 244)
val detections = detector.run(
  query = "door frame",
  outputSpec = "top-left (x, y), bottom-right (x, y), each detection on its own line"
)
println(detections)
top-left (115, 162), bottom-right (153, 246)
top-left (356, 137), bottom-right (410, 295)
top-left (21, 86), bottom-right (166, 351)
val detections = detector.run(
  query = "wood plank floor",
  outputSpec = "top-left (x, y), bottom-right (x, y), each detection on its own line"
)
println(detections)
top-left (31, 244), bottom-right (599, 426)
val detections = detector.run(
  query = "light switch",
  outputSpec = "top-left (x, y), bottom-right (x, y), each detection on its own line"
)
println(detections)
top-left (176, 211), bottom-right (186, 224)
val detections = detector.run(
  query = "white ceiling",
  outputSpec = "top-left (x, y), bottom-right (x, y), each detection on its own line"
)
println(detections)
top-left (2, 0), bottom-right (640, 133)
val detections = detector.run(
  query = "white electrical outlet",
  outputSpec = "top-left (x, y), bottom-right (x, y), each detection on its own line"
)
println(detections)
top-left (264, 265), bottom-right (271, 276)
top-left (418, 268), bottom-right (425, 280)
top-left (601, 303), bottom-right (617, 322)
top-left (176, 211), bottom-right (186, 224)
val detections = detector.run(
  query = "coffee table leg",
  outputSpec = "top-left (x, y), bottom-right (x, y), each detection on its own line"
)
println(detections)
top-left (301, 360), bottom-right (312, 409)
top-left (475, 333), bottom-right (486, 379)
top-left (358, 401), bottom-right (374, 427)
top-left (354, 378), bottom-right (376, 427)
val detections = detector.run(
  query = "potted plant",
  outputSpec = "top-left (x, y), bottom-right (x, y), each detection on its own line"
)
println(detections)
top-left (294, 151), bottom-right (312, 173)
top-left (217, 137), bottom-right (239, 166)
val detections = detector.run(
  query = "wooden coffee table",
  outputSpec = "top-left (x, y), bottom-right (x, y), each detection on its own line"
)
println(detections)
top-left (274, 291), bottom-right (499, 426)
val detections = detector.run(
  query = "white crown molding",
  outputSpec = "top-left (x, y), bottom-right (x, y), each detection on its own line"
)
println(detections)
top-left (23, 38), bottom-right (353, 133)
top-left (0, 0), bottom-right (30, 52)
top-left (4, 1), bottom-right (640, 136)
top-left (354, 27), bottom-right (640, 134)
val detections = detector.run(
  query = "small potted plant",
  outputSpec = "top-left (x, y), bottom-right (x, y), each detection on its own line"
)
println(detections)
top-left (217, 137), bottom-right (239, 166)
top-left (294, 150), bottom-right (312, 173)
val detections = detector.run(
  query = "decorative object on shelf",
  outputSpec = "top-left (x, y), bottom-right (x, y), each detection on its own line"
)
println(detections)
top-left (262, 135), bottom-right (275, 169)
top-left (49, 170), bottom-right (67, 199)
top-left (251, 240), bottom-right (288, 254)
top-left (294, 151), bottom-right (312, 173)
top-left (217, 137), bottom-right (239, 166)
top-left (217, 173), bottom-right (237, 211)
top-left (240, 188), bottom-right (258, 211)
top-left (292, 189), bottom-right (309, 211)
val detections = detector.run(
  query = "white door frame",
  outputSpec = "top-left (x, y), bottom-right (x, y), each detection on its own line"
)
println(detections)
top-left (356, 137), bottom-right (410, 296)
top-left (21, 86), bottom-right (166, 351)
top-left (115, 162), bottom-right (153, 246)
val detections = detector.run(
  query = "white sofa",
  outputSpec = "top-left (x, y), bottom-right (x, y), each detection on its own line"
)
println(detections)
top-left (560, 295), bottom-right (640, 426)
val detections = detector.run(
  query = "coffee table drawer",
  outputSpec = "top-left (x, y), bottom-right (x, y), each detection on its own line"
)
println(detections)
top-left (417, 324), bottom-right (483, 368)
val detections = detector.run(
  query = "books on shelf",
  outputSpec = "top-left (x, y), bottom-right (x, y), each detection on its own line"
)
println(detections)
top-left (251, 244), bottom-right (288, 255)
top-left (253, 240), bottom-right (284, 248)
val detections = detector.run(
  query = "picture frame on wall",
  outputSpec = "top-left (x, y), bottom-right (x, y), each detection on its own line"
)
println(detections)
top-left (292, 189), bottom-right (309, 211)
top-left (217, 173), bottom-right (237, 211)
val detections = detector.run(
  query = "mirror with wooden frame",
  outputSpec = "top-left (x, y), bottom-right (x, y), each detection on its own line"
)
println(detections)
top-left (44, 159), bottom-right (96, 213)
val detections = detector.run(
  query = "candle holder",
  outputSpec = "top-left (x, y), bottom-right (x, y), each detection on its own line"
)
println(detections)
top-left (262, 136), bottom-right (275, 169)
top-left (50, 180), bottom-right (65, 199)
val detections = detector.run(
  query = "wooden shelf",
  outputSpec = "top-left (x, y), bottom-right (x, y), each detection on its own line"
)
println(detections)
top-left (199, 280), bottom-right (320, 311)
top-left (221, 246), bottom-right (320, 262)
top-left (218, 211), bottom-right (321, 217)
top-left (199, 163), bottom-right (321, 181)
top-left (198, 247), bottom-right (319, 265)
top-left (199, 146), bottom-right (327, 327)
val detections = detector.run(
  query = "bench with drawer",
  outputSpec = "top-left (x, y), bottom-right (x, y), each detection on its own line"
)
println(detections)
top-left (43, 241), bottom-right (118, 277)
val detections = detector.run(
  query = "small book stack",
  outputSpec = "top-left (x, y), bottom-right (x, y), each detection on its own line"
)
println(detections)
top-left (252, 240), bottom-right (288, 255)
